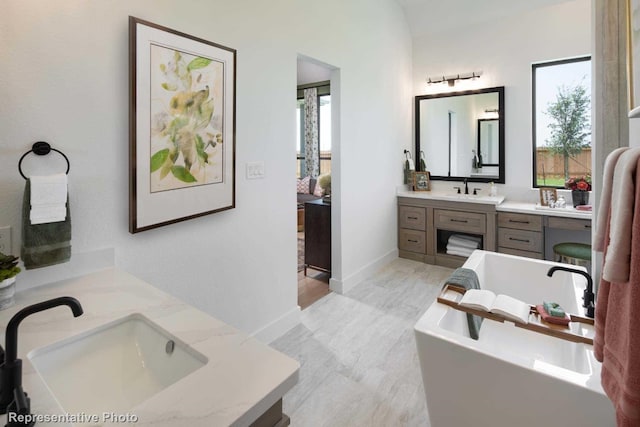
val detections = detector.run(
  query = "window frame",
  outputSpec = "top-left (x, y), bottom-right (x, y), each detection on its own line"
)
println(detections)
top-left (531, 55), bottom-right (591, 188)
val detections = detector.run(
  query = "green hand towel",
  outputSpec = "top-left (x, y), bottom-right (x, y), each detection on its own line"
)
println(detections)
top-left (446, 268), bottom-right (483, 340)
top-left (21, 179), bottom-right (71, 269)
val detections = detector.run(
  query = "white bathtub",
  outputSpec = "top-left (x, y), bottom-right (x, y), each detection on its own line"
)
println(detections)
top-left (414, 250), bottom-right (615, 427)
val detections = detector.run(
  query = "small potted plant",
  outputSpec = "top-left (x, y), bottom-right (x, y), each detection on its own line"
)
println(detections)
top-left (0, 252), bottom-right (21, 309)
top-left (565, 176), bottom-right (591, 207)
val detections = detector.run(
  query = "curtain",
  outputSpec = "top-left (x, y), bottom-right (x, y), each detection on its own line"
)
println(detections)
top-left (304, 87), bottom-right (319, 178)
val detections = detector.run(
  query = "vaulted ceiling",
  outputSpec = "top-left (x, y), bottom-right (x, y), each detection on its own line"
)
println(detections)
top-left (396, 0), bottom-right (576, 38)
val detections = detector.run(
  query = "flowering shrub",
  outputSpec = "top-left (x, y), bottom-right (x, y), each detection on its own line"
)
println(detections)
top-left (565, 176), bottom-right (591, 191)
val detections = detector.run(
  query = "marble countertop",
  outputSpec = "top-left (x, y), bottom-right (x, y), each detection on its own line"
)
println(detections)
top-left (0, 268), bottom-right (299, 427)
top-left (397, 190), bottom-right (505, 205)
top-left (397, 190), bottom-right (591, 220)
top-left (497, 201), bottom-right (592, 220)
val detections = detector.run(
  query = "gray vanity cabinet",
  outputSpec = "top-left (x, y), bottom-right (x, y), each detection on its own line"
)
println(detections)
top-left (497, 212), bottom-right (544, 259)
top-left (398, 197), bottom-right (497, 268)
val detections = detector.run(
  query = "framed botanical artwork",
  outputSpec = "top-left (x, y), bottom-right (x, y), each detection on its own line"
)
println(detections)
top-left (129, 17), bottom-right (236, 233)
top-left (539, 187), bottom-right (557, 207)
top-left (413, 171), bottom-right (431, 191)
top-left (628, 0), bottom-right (640, 117)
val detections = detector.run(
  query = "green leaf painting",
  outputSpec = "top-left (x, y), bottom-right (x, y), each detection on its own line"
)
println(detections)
top-left (149, 45), bottom-right (224, 192)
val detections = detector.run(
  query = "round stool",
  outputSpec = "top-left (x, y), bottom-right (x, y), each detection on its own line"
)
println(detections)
top-left (553, 242), bottom-right (592, 266)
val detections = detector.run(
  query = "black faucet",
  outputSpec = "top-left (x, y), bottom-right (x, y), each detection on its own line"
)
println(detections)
top-left (547, 266), bottom-right (594, 318)
top-left (0, 297), bottom-right (83, 422)
top-left (463, 178), bottom-right (469, 195)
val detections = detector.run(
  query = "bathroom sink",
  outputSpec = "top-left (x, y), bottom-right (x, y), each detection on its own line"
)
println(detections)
top-left (434, 192), bottom-right (505, 205)
top-left (28, 313), bottom-right (207, 415)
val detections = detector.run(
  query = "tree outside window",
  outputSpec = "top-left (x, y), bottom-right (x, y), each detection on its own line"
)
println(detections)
top-left (532, 57), bottom-right (591, 187)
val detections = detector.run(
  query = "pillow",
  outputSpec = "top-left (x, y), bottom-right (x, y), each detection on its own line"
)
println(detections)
top-left (313, 180), bottom-right (323, 197)
top-left (297, 176), bottom-right (311, 194)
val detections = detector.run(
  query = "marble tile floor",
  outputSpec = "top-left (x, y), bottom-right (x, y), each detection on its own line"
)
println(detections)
top-left (271, 258), bottom-right (454, 427)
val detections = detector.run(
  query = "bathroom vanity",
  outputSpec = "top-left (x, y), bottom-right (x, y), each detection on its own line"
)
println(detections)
top-left (497, 201), bottom-right (592, 260)
top-left (0, 269), bottom-right (299, 427)
top-left (397, 191), bottom-right (504, 268)
top-left (398, 192), bottom-right (592, 267)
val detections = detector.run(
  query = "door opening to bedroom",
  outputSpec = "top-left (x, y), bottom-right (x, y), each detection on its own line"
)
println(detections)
top-left (296, 56), bottom-right (334, 309)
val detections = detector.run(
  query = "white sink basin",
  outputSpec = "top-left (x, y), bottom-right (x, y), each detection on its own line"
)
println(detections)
top-left (28, 313), bottom-right (207, 415)
top-left (398, 190), bottom-right (505, 205)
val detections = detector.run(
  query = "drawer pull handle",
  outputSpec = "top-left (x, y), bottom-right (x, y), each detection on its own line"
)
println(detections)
top-left (450, 219), bottom-right (468, 223)
top-left (408, 216), bottom-right (419, 220)
top-left (508, 219), bottom-right (530, 224)
top-left (408, 239), bottom-right (419, 243)
top-left (585, 225), bottom-right (591, 229)
top-left (509, 237), bottom-right (530, 243)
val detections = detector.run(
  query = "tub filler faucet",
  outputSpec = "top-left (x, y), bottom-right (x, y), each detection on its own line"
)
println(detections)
top-left (0, 296), bottom-right (83, 424)
top-left (547, 266), bottom-right (594, 318)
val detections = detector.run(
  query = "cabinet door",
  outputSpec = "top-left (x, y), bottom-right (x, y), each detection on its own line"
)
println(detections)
top-left (498, 228), bottom-right (542, 253)
top-left (305, 202), bottom-right (331, 272)
top-left (399, 206), bottom-right (426, 231)
top-left (435, 209), bottom-right (486, 234)
top-left (498, 212), bottom-right (543, 231)
top-left (399, 229), bottom-right (426, 254)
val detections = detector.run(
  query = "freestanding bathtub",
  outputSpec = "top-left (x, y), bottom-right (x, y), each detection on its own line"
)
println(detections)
top-left (414, 250), bottom-right (615, 427)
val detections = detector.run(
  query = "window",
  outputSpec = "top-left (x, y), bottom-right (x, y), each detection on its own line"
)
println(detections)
top-left (296, 83), bottom-right (331, 178)
top-left (532, 56), bottom-right (591, 188)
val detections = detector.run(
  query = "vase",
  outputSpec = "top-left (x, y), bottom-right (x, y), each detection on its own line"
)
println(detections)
top-left (0, 277), bottom-right (16, 310)
top-left (571, 190), bottom-right (589, 208)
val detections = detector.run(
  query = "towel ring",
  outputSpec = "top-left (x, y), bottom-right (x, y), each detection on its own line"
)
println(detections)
top-left (18, 141), bottom-right (70, 180)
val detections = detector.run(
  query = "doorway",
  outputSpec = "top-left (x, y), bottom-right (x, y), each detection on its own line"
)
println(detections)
top-left (296, 55), bottom-right (336, 309)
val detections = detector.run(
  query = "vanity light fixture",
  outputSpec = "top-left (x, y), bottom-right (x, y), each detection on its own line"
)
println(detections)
top-left (426, 71), bottom-right (482, 87)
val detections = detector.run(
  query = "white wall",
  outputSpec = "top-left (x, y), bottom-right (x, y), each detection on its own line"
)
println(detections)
top-left (0, 0), bottom-right (412, 340)
top-left (412, 0), bottom-right (591, 200)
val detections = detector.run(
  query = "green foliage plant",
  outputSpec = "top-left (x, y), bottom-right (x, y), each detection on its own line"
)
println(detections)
top-left (0, 252), bottom-right (20, 282)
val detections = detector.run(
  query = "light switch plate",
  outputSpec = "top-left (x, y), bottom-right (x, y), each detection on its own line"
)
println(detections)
top-left (246, 161), bottom-right (265, 179)
top-left (0, 226), bottom-right (11, 253)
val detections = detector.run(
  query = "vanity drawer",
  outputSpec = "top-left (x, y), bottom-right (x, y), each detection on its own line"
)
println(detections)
top-left (498, 246), bottom-right (544, 260)
top-left (434, 209), bottom-right (486, 234)
top-left (547, 216), bottom-right (592, 231)
top-left (398, 229), bottom-right (426, 254)
top-left (399, 206), bottom-right (426, 231)
top-left (498, 212), bottom-right (543, 232)
top-left (498, 228), bottom-right (542, 253)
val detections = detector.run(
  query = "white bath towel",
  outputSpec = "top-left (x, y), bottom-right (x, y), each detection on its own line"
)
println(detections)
top-left (448, 235), bottom-right (481, 249)
top-left (446, 244), bottom-right (475, 257)
top-left (447, 248), bottom-right (475, 257)
top-left (594, 147), bottom-right (629, 252)
top-left (602, 148), bottom-right (640, 283)
top-left (29, 173), bottom-right (68, 225)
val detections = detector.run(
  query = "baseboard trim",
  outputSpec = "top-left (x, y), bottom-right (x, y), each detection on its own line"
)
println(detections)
top-left (330, 248), bottom-right (398, 294)
top-left (252, 306), bottom-right (301, 344)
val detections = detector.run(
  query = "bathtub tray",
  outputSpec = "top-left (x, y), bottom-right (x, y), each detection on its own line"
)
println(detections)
top-left (437, 284), bottom-right (594, 345)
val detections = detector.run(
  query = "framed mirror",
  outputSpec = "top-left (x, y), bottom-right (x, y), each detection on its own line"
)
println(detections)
top-left (415, 86), bottom-right (505, 183)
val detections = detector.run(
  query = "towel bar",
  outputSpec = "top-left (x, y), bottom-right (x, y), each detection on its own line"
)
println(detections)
top-left (18, 141), bottom-right (70, 179)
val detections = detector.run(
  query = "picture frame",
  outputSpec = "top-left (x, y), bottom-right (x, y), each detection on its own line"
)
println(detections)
top-left (627, 0), bottom-right (640, 117)
top-left (413, 171), bottom-right (431, 192)
top-left (129, 17), bottom-right (236, 233)
top-left (539, 187), bottom-right (557, 207)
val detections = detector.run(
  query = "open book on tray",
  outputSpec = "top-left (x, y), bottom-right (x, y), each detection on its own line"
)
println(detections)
top-left (459, 289), bottom-right (530, 324)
